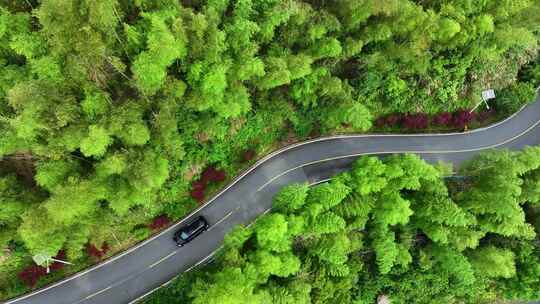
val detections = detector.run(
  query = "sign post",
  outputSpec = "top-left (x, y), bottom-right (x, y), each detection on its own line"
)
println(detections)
top-left (33, 253), bottom-right (73, 274)
top-left (470, 89), bottom-right (495, 113)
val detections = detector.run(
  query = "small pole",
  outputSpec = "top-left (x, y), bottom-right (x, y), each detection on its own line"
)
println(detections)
top-left (46, 257), bottom-right (72, 274)
top-left (111, 231), bottom-right (121, 246)
top-left (469, 100), bottom-right (485, 113)
top-left (49, 258), bottom-right (73, 265)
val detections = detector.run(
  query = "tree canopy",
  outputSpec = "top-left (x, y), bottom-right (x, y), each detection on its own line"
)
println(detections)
top-left (0, 0), bottom-right (539, 299)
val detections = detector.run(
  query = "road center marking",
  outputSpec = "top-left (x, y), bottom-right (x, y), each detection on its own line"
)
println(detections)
top-left (148, 251), bottom-right (177, 269)
top-left (207, 206), bottom-right (241, 232)
top-left (83, 285), bottom-right (112, 300)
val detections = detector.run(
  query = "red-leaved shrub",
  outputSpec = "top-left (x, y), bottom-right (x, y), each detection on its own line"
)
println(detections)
top-left (212, 169), bottom-right (226, 182)
top-left (386, 114), bottom-right (401, 127)
top-left (190, 165), bottom-right (227, 203)
top-left (375, 117), bottom-right (386, 128)
top-left (432, 112), bottom-right (453, 126)
top-left (149, 215), bottom-right (172, 230)
top-left (242, 149), bottom-right (256, 162)
top-left (101, 242), bottom-right (109, 254)
top-left (452, 110), bottom-right (475, 128)
top-left (403, 113), bottom-right (429, 129)
top-left (86, 243), bottom-right (108, 259)
top-left (86, 244), bottom-right (102, 259)
top-left (201, 166), bottom-right (227, 183)
top-left (18, 250), bottom-right (69, 286)
top-left (191, 180), bottom-right (206, 191)
top-left (18, 265), bottom-right (47, 287)
top-left (49, 250), bottom-right (67, 272)
top-left (200, 166), bottom-right (218, 183)
top-left (190, 188), bottom-right (205, 203)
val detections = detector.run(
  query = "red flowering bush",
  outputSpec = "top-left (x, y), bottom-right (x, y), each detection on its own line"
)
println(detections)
top-left (386, 114), bottom-right (401, 127)
top-left (452, 110), bottom-right (475, 128)
top-left (363, 108), bottom-right (495, 132)
top-left (18, 250), bottom-right (70, 286)
top-left (86, 243), bottom-right (109, 259)
top-left (86, 244), bottom-right (101, 258)
top-left (190, 165), bottom-right (227, 202)
top-left (212, 169), bottom-right (226, 182)
top-left (191, 180), bottom-right (206, 191)
top-left (403, 113), bottom-right (429, 129)
top-left (49, 250), bottom-right (67, 271)
top-left (190, 179), bottom-right (208, 202)
top-left (374, 114), bottom-right (402, 128)
top-left (200, 167), bottom-right (217, 184)
top-left (101, 243), bottom-right (109, 254)
top-left (242, 149), bottom-right (256, 162)
top-left (432, 112), bottom-right (453, 126)
top-left (200, 166), bottom-right (227, 183)
top-left (190, 188), bottom-right (205, 202)
top-left (149, 215), bottom-right (171, 230)
top-left (375, 117), bottom-right (386, 128)
top-left (18, 265), bottom-right (47, 287)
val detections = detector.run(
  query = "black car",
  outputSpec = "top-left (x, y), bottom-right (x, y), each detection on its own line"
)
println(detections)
top-left (174, 216), bottom-right (209, 247)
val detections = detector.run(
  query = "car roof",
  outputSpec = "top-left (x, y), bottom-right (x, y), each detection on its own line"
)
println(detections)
top-left (177, 216), bottom-right (206, 233)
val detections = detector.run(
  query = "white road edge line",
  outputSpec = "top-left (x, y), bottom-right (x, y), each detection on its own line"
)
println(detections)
top-left (310, 178), bottom-right (332, 186)
top-left (184, 251), bottom-right (215, 273)
top-left (127, 282), bottom-right (169, 304)
top-left (3, 101), bottom-right (538, 304)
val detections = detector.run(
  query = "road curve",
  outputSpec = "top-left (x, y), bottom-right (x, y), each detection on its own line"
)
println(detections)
top-left (4, 98), bottom-right (540, 304)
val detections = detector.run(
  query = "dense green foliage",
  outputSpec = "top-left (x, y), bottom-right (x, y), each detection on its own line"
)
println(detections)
top-left (1, 0), bottom-right (540, 298)
top-left (145, 148), bottom-right (540, 304)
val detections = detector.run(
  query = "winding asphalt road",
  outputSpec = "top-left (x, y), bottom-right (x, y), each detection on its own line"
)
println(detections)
top-left (4, 98), bottom-right (540, 304)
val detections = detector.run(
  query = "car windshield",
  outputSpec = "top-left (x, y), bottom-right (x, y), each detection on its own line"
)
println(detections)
top-left (180, 232), bottom-right (189, 240)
